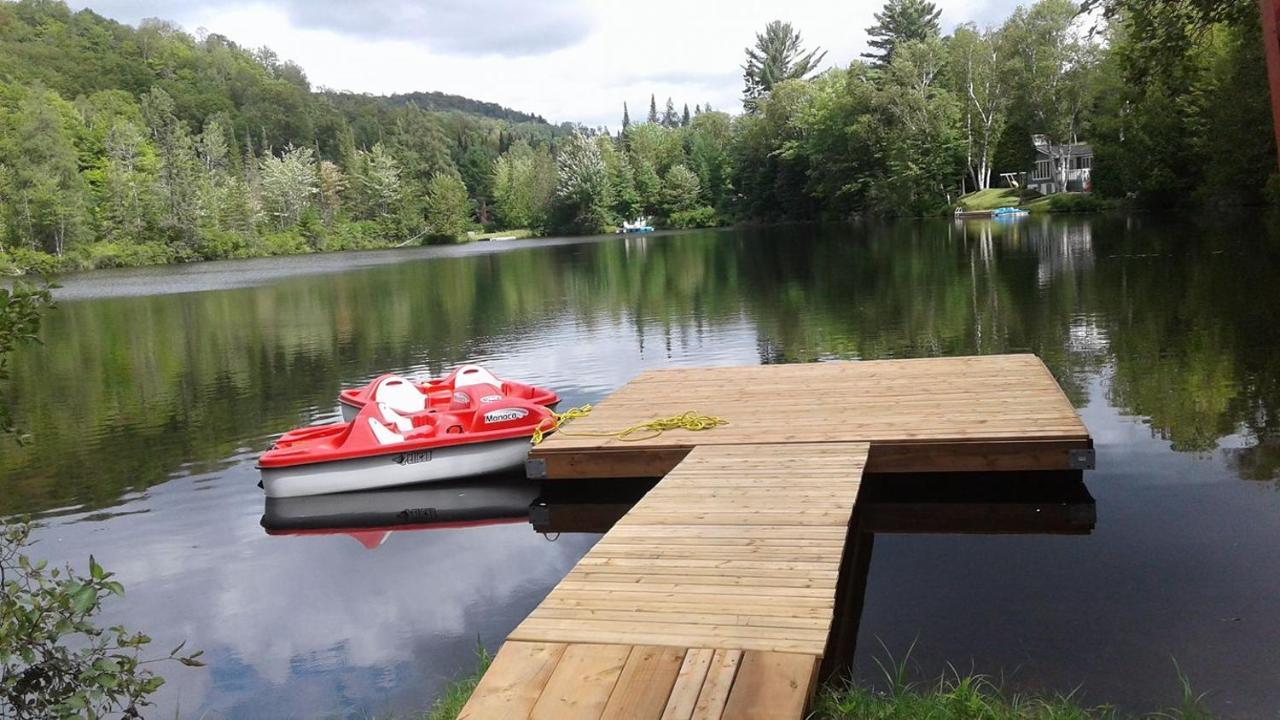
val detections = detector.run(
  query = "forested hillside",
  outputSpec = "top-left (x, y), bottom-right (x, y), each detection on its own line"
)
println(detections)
top-left (0, 0), bottom-right (565, 272)
top-left (0, 0), bottom-right (1274, 275)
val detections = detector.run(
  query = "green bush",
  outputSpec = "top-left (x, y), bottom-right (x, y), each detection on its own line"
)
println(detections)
top-left (666, 206), bottom-right (720, 229)
top-left (68, 242), bottom-right (177, 270)
top-left (0, 249), bottom-right (64, 276)
top-left (319, 220), bottom-right (387, 251)
top-left (1042, 193), bottom-right (1111, 214)
top-left (196, 230), bottom-right (251, 260)
top-left (0, 521), bottom-right (205, 718)
top-left (252, 230), bottom-right (311, 257)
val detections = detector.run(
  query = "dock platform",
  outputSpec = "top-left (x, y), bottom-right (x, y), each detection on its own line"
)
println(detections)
top-left (526, 354), bottom-right (1092, 480)
top-left (459, 355), bottom-right (1092, 719)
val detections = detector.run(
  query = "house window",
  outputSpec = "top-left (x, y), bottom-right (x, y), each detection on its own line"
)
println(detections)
top-left (1072, 156), bottom-right (1091, 170)
top-left (1033, 160), bottom-right (1051, 180)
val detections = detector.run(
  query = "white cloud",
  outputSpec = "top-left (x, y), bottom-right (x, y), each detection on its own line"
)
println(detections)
top-left (71, 0), bottom-right (1029, 128)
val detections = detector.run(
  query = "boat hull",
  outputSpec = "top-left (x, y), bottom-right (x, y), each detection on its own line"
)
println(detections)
top-left (260, 437), bottom-right (534, 498)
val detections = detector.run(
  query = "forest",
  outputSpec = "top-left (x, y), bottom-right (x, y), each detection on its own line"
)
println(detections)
top-left (0, 0), bottom-right (1274, 274)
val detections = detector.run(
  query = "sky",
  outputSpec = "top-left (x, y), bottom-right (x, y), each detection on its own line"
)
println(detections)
top-left (67, 0), bottom-right (1023, 128)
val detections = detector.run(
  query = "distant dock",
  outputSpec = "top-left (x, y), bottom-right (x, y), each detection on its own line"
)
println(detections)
top-left (460, 355), bottom-right (1092, 719)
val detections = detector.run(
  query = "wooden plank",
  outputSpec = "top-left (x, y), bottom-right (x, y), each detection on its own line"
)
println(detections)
top-left (721, 652), bottom-right (819, 720)
top-left (528, 606), bottom-right (830, 630)
top-left (600, 646), bottom-right (687, 720)
top-left (509, 626), bottom-right (827, 656)
top-left (458, 641), bottom-right (565, 720)
top-left (661, 648), bottom-right (714, 720)
top-left (691, 649), bottom-right (742, 720)
top-left (529, 643), bottom-right (630, 720)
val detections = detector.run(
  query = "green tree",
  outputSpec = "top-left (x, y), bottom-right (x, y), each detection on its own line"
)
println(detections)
top-left (259, 144), bottom-right (318, 229)
top-left (686, 111), bottom-right (735, 212)
top-left (872, 39), bottom-right (967, 213)
top-left (492, 140), bottom-right (555, 229)
top-left (353, 142), bottom-right (404, 220)
top-left (140, 87), bottom-right (198, 246)
top-left (742, 20), bottom-right (827, 112)
top-left (316, 160), bottom-right (346, 225)
top-left (662, 98), bottom-right (678, 128)
top-left (681, 103), bottom-right (691, 127)
top-left (422, 172), bottom-right (470, 242)
top-left (95, 119), bottom-right (160, 244)
top-left (647, 94), bottom-right (659, 124)
top-left (949, 24), bottom-right (1010, 190)
top-left (622, 102), bottom-right (631, 131)
top-left (662, 164), bottom-right (702, 214)
top-left (0, 87), bottom-right (88, 256)
top-left (552, 132), bottom-right (612, 233)
top-left (862, 0), bottom-right (943, 66)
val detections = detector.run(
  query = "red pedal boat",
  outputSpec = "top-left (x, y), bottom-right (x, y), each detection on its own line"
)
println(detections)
top-left (338, 365), bottom-right (559, 422)
top-left (260, 372), bottom-right (557, 498)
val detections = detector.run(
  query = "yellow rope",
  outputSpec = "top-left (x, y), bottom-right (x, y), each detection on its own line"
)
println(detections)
top-left (531, 404), bottom-right (728, 445)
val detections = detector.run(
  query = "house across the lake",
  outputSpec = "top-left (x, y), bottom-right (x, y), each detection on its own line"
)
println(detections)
top-left (1027, 134), bottom-right (1093, 194)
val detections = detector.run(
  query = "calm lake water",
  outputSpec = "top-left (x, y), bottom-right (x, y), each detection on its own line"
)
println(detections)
top-left (3, 216), bottom-right (1279, 718)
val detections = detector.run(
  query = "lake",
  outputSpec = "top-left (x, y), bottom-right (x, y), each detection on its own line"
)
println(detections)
top-left (2, 215), bottom-right (1279, 718)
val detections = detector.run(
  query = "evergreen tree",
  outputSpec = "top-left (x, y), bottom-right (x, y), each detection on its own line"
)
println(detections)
top-left (742, 21), bottom-right (827, 112)
top-left (141, 87), bottom-right (199, 245)
top-left (662, 164), bottom-right (702, 214)
top-left (862, 0), bottom-right (943, 66)
top-left (662, 98), bottom-right (678, 127)
top-left (622, 102), bottom-right (631, 131)
top-left (681, 104), bottom-right (691, 127)
top-left (648, 94), bottom-right (659, 124)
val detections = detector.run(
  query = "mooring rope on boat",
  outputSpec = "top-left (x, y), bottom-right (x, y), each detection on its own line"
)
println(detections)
top-left (530, 404), bottom-right (728, 445)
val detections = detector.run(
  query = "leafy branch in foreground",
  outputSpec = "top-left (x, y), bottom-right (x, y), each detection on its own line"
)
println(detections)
top-left (0, 521), bottom-right (205, 719)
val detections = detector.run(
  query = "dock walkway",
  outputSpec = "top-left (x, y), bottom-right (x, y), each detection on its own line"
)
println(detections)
top-left (459, 355), bottom-right (1092, 719)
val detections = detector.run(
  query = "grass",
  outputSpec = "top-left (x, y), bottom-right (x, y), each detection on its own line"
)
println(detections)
top-left (955, 188), bottom-right (1043, 211)
top-left (813, 643), bottom-right (1215, 720)
top-left (421, 645), bottom-right (492, 720)
top-left (417, 642), bottom-right (1217, 720)
top-left (955, 188), bottom-right (1117, 215)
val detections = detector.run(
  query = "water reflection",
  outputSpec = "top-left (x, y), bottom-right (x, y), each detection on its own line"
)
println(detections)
top-left (3, 214), bottom-right (1280, 716)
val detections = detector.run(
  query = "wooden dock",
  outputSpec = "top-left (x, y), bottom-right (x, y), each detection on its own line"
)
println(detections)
top-left (525, 354), bottom-right (1093, 481)
top-left (459, 355), bottom-right (1092, 719)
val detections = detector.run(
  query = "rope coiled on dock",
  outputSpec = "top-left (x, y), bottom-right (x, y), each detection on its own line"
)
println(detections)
top-left (531, 404), bottom-right (728, 445)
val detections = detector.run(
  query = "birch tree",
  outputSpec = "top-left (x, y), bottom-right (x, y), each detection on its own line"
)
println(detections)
top-left (259, 145), bottom-right (318, 229)
top-left (950, 24), bottom-right (1009, 190)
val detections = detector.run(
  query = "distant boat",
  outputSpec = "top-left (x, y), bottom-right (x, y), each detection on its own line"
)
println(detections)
top-left (991, 206), bottom-right (1029, 218)
top-left (620, 217), bottom-right (654, 233)
top-left (953, 206), bottom-right (1028, 219)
